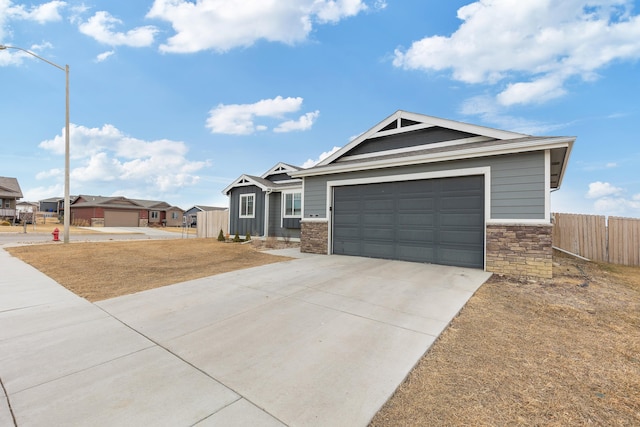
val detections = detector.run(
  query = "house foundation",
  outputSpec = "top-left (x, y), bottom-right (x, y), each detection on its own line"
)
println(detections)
top-left (486, 223), bottom-right (553, 279)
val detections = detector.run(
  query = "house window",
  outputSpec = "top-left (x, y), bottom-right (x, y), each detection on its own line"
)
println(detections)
top-left (172, 212), bottom-right (179, 220)
top-left (240, 193), bottom-right (255, 218)
top-left (151, 211), bottom-right (159, 219)
top-left (283, 192), bottom-right (302, 217)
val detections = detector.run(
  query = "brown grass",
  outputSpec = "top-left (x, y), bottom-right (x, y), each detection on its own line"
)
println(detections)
top-left (7, 239), bottom-right (291, 302)
top-left (371, 251), bottom-right (640, 426)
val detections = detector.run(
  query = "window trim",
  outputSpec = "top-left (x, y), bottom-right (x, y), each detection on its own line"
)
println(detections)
top-left (239, 193), bottom-right (256, 218)
top-left (282, 191), bottom-right (302, 218)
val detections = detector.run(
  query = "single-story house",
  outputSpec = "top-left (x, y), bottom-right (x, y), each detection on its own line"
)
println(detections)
top-left (287, 110), bottom-right (575, 279)
top-left (39, 197), bottom-right (63, 214)
top-left (0, 176), bottom-right (23, 220)
top-left (184, 205), bottom-right (228, 227)
top-left (70, 195), bottom-right (184, 227)
top-left (39, 196), bottom-right (81, 217)
top-left (223, 162), bottom-right (303, 239)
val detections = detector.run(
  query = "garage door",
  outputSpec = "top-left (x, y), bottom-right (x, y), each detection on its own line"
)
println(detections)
top-left (104, 210), bottom-right (139, 227)
top-left (332, 175), bottom-right (484, 268)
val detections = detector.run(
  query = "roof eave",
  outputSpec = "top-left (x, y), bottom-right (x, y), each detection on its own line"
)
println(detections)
top-left (290, 137), bottom-right (576, 178)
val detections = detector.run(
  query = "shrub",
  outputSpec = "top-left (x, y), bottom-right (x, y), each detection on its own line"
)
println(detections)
top-left (217, 229), bottom-right (225, 242)
top-left (233, 232), bottom-right (240, 242)
top-left (245, 231), bottom-right (251, 241)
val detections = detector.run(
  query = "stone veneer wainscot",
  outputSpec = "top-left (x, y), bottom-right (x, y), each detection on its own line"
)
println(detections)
top-left (486, 223), bottom-right (553, 279)
top-left (300, 220), bottom-right (328, 254)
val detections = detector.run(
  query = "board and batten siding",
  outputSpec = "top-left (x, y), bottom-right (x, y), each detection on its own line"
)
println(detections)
top-left (229, 185), bottom-right (265, 236)
top-left (303, 151), bottom-right (545, 221)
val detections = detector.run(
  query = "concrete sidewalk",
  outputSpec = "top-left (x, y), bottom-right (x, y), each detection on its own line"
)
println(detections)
top-left (1, 247), bottom-right (491, 426)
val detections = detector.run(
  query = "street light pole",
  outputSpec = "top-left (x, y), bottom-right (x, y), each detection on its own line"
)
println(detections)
top-left (0, 44), bottom-right (70, 243)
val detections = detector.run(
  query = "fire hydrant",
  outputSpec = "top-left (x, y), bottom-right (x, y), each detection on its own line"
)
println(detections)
top-left (52, 227), bottom-right (60, 242)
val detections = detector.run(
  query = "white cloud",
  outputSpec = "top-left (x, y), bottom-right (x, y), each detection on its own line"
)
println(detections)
top-left (146, 0), bottom-right (372, 53)
top-left (274, 110), bottom-right (320, 133)
top-left (79, 11), bottom-right (157, 47)
top-left (301, 146), bottom-right (341, 168)
top-left (95, 50), bottom-right (114, 62)
top-left (38, 123), bottom-right (209, 195)
top-left (581, 181), bottom-right (640, 215)
top-left (586, 181), bottom-right (623, 199)
top-left (2, 0), bottom-right (66, 24)
top-left (394, 1), bottom-right (640, 106)
top-left (0, 1), bottom-right (66, 52)
top-left (206, 96), bottom-right (319, 135)
top-left (459, 95), bottom-right (567, 135)
top-left (593, 196), bottom-right (640, 214)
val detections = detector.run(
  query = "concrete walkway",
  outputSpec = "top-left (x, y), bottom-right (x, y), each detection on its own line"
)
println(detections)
top-left (0, 248), bottom-right (491, 426)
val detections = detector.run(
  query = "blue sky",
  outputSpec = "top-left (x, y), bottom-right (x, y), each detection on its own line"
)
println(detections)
top-left (1, 0), bottom-right (639, 216)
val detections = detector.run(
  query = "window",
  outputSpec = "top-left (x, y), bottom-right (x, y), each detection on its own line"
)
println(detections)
top-left (171, 212), bottom-right (179, 220)
top-left (151, 211), bottom-right (159, 219)
top-left (240, 193), bottom-right (255, 218)
top-left (283, 192), bottom-right (302, 217)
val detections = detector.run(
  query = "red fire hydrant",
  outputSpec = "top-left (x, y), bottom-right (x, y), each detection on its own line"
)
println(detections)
top-left (52, 227), bottom-right (60, 242)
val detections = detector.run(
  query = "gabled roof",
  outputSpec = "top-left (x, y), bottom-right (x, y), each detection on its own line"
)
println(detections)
top-left (223, 162), bottom-right (303, 195)
top-left (0, 177), bottom-right (23, 199)
top-left (291, 110), bottom-right (575, 189)
top-left (185, 205), bottom-right (228, 213)
top-left (261, 162), bottom-right (302, 179)
top-left (71, 195), bottom-right (180, 211)
top-left (222, 173), bottom-right (302, 195)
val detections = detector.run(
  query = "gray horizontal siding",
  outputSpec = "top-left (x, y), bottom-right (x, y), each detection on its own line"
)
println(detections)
top-left (303, 151), bottom-right (545, 220)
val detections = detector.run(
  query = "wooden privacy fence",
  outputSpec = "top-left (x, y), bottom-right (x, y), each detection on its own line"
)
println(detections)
top-left (196, 209), bottom-right (228, 238)
top-left (552, 213), bottom-right (640, 266)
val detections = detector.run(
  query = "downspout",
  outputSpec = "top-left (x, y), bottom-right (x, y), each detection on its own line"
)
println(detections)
top-left (264, 189), bottom-right (273, 238)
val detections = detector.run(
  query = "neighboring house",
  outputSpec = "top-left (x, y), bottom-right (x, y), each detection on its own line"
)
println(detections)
top-left (16, 201), bottom-right (39, 223)
top-left (288, 110), bottom-right (575, 279)
top-left (16, 201), bottom-right (39, 213)
top-left (70, 195), bottom-right (184, 227)
top-left (39, 196), bottom-right (79, 222)
top-left (0, 176), bottom-right (23, 220)
top-left (39, 197), bottom-right (63, 214)
top-left (184, 205), bottom-right (228, 227)
top-left (223, 162), bottom-right (303, 239)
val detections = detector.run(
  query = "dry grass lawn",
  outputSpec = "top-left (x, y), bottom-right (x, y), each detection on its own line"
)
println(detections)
top-left (7, 239), bottom-right (291, 302)
top-left (371, 252), bottom-right (640, 426)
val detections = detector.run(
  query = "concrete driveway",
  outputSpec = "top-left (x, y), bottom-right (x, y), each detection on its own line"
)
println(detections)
top-left (0, 248), bottom-right (491, 427)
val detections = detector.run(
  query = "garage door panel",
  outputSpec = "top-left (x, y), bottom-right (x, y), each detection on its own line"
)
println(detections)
top-left (363, 213), bottom-right (394, 225)
top-left (397, 198), bottom-right (435, 210)
top-left (397, 245), bottom-right (435, 263)
top-left (397, 229), bottom-right (434, 242)
top-left (440, 213), bottom-right (484, 227)
top-left (397, 213), bottom-right (435, 226)
top-left (362, 242), bottom-right (395, 258)
top-left (440, 229), bottom-right (484, 245)
top-left (441, 195), bottom-right (483, 209)
top-left (363, 227), bottom-right (394, 240)
top-left (332, 175), bottom-right (484, 269)
top-left (104, 210), bottom-right (139, 227)
top-left (363, 199), bottom-right (394, 210)
top-left (439, 247), bottom-right (484, 268)
top-left (334, 226), bottom-right (359, 239)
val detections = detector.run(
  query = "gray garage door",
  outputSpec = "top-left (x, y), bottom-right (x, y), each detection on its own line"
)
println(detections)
top-left (104, 210), bottom-right (139, 227)
top-left (332, 175), bottom-right (484, 268)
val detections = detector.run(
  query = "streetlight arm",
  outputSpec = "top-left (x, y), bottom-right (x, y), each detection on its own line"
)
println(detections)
top-left (0, 44), bottom-right (66, 72)
top-left (1, 43), bottom-right (71, 244)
